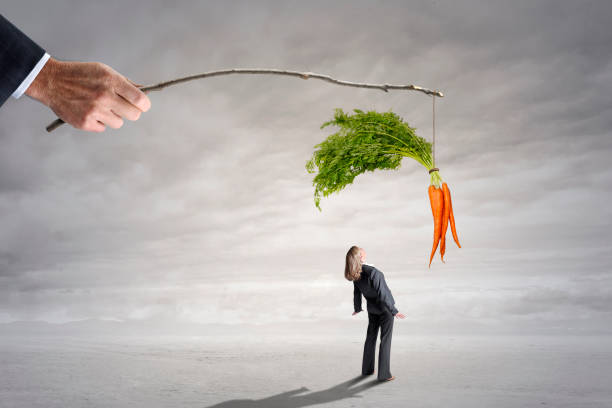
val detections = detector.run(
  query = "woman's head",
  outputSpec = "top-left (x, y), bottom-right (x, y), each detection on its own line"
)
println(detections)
top-left (345, 245), bottom-right (365, 281)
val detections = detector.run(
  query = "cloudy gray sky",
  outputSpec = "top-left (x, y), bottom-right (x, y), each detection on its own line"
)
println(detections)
top-left (1, 0), bottom-right (611, 333)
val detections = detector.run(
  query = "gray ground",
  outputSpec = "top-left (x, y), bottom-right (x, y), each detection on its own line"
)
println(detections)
top-left (1, 332), bottom-right (611, 408)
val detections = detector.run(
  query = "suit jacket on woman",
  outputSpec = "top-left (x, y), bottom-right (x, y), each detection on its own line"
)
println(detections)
top-left (0, 14), bottom-right (45, 107)
top-left (353, 264), bottom-right (398, 315)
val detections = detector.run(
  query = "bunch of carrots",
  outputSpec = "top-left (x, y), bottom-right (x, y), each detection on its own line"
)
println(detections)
top-left (428, 181), bottom-right (461, 267)
top-left (305, 109), bottom-right (462, 267)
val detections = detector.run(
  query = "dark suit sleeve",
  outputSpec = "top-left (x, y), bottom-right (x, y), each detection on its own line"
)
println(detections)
top-left (0, 14), bottom-right (46, 107)
top-left (371, 268), bottom-right (399, 315)
top-left (353, 282), bottom-right (363, 313)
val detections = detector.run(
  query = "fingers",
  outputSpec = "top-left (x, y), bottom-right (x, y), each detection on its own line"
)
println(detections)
top-left (114, 76), bottom-right (151, 113)
top-left (83, 120), bottom-right (106, 133)
top-left (97, 109), bottom-right (124, 129)
top-left (84, 94), bottom-right (140, 132)
top-left (111, 93), bottom-right (142, 121)
top-left (93, 121), bottom-right (106, 132)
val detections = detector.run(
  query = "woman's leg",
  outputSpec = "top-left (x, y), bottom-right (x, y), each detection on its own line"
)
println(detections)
top-left (377, 310), bottom-right (394, 381)
top-left (362, 312), bottom-right (380, 375)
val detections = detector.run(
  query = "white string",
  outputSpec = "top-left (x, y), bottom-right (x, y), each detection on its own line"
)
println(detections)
top-left (432, 95), bottom-right (436, 168)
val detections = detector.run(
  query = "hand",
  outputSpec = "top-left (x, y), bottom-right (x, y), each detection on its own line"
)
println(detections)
top-left (395, 312), bottom-right (405, 319)
top-left (26, 57), bottom-right (151, 132)
top-left (352, 311), bottom-right (361, 316)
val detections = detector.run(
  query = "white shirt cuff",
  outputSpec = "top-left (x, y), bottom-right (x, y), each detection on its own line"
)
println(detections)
top-left (11, 52), bottom-right (51, 99)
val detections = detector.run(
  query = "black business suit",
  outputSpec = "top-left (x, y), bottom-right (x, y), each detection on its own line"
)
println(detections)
top-left (0, 14), bottom-right (46, 107)
top-left (353, 263), bottom-right (398, 381)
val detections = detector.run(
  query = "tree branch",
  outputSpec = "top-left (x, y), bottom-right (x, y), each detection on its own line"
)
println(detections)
top-left (45, 68), bottom-right (444, 132)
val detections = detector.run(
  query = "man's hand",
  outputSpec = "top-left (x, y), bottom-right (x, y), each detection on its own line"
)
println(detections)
top-left (25, 57), bottom-right (151, 132)
top-left (395, 312), bottom-right (405, 319)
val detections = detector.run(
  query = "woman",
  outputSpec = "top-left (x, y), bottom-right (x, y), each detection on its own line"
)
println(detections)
top-left (345, 245), bottom-right (405, 382)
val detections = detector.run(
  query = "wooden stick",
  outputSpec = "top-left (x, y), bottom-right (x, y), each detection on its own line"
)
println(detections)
top-left (45, 68), bottom-right (444, 132)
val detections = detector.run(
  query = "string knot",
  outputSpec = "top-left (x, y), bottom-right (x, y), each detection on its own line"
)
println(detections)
top-left (428, 167), bottom-right (439, 174)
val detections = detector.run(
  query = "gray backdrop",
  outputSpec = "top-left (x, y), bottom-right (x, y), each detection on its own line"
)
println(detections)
top-left (1, 0), bottom-right (611, 334)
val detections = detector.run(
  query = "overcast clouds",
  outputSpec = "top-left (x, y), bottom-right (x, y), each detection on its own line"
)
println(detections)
top-left (0, 0), bottom-right (611, 332)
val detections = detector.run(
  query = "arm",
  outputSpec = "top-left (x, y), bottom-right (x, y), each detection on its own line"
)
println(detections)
top-left (353, 283), bottom-right (363, 314)
top-left (0, 14), bottom-right (45, 107)
top-left (371, 268), bottom-right (399, 315)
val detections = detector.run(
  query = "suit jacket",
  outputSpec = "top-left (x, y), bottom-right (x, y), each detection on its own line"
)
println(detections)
top-left (0, 14), bottom-right (45, 107)
top-left (353, 264), bottom-right (398, 316)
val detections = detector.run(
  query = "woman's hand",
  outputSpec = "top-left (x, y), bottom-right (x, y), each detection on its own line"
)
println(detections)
top-left (352, 311), bottom-right (361, 316)
top-left (395, 312), bottom-right (405, 319)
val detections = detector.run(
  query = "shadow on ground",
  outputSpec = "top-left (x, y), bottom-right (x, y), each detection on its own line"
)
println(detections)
top-left (204, 375), bottom-right (384, 407)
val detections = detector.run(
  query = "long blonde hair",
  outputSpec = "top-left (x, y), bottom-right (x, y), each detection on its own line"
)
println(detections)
top-left (345, 245), bottom-right (362, 281)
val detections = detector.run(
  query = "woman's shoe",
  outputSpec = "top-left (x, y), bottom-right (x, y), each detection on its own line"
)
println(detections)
top-left (380, 376), bottom-right (395, 382)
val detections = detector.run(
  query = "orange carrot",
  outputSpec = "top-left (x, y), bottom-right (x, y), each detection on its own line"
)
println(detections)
top-left (440, 183), bottom-right (451, 262)
top-left (428, 185), bottom-right (444, 268)
top-left (443, 182), bottom-right (461, 248)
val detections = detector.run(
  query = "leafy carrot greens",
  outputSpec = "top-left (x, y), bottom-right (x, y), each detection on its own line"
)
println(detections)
top-left (306, 108), bottom-right (442, 210)
top-left (306, 108), bottom-right (460, 265)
